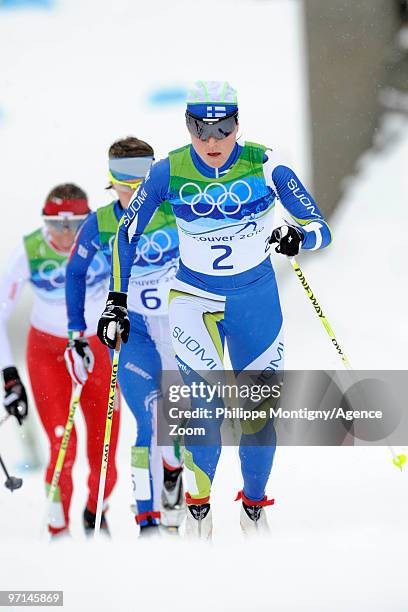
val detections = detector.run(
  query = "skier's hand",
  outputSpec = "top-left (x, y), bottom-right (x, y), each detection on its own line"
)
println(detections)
top-left (269, 225), bottom-right (304, 257)
top-left (2, 366), bottom-right (28, 426)
top-left (64, 333), bottom-right (94, 385)
top-left (97, 292), bottom-right (129, 349)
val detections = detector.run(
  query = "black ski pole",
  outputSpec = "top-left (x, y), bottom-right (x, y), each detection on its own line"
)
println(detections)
top-left (0, 453), bottom-right (23, 492)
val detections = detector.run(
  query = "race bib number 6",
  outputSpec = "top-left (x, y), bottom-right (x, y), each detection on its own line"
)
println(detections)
top-left (128, 279), bottom-right (172, 316)
top-left (140, 288), bottom-right (161, 310)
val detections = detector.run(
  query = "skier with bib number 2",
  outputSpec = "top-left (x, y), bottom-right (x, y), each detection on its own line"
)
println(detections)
top-left (97, 82), bottom-right (332, 538)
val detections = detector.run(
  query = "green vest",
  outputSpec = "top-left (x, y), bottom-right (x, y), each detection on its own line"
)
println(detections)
top-left (23, 228), bottom-right (67, 293)
top-left (169, 141), bottom-right (268, 199)
top-left (166, 141), bottom-right (275, 277)
top-left (97, 199), bottom-right (178, 274)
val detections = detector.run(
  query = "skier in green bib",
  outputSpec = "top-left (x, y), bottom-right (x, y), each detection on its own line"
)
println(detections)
top-left (65, 137), bottom-right (184, 534)
top-left (0, 183), bottom-right (119, 537)
top-left (97, 82), bottom-right (332, 538)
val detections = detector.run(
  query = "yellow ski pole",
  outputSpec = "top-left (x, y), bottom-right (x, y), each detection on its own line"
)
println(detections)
top-left (290, 257), bottom-right (351, 369)
top-left (289, 257), bottom-right (406, 471)
top-left (44, 382), bottom-right (82, 532)
top-left (94, 336), bottom-right (121, 538)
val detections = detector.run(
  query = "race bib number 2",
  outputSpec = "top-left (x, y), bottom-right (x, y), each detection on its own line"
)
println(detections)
top-left (211, 245), bottom-right (233, 270)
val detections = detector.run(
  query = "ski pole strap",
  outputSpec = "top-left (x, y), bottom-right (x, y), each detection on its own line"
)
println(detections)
top-left (235, 490), bottom-right (275, 507)
top-left (185, 492), bottom-right (210, 505)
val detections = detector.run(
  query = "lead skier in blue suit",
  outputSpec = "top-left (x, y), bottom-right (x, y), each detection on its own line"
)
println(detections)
top-left (97, 82), bottom-right (332, 538)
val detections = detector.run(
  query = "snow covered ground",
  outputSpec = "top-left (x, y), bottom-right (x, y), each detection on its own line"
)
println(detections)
top-left (1, 1), bottom-right (408, 610)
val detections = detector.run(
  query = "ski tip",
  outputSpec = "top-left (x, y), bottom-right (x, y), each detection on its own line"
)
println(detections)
top-left (392, 454), bottom-right (407, 471)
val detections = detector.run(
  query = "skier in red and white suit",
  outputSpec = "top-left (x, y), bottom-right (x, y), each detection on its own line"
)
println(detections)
top-left (0, 183), bottom-right (119, 536)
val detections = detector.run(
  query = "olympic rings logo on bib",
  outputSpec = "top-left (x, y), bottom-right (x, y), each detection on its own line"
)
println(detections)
top-left (38, 256), bottom-right (105, 288)
top-left (135, 230), bottom-right (172, 264)
top-left (85, 255), bottom-right (106, 285)
top-left (38, 260), bottom-right (66, 288)
top-left (179, 180), bottom-right (252, 216)
top-left (109, 230), bottom-right (172, 265)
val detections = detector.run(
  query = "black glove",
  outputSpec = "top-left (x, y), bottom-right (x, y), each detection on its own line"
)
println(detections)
top-left (97, 292), bottom-right (130, 349)
top-left (2, 366), bottom-right (28, 425)
top-left (269, 225), bottom-right (304, 256)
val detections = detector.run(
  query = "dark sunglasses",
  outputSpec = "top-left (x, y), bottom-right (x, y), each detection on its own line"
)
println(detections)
top-left (185, 111), bottom-right (238, 141)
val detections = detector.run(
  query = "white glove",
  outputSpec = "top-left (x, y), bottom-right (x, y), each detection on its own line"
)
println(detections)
top-left (64, 332), bottom-right (94, 385)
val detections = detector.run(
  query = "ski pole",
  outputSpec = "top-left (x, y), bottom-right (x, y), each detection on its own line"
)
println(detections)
top-left (94, 336), bottom-right (121, 538)
top-left (0, 453), bottom-right (23, 492)
top-left (44, 383), bottom-right (82, 529)
top-left (290, 257), bottom-right (351, 369)
top-left (289, 257), bottom-right (406, 471)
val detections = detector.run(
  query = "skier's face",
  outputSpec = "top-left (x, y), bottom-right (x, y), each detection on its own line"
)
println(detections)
top-left (112, 185), bottom-right (136, 209)
top-left (190, 125), bottom-right (239, 168)
top-left (46, 225), bottom-right (76, 252)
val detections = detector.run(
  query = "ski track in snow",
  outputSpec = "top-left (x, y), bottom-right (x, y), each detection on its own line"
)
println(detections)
top-left (1, 1), bottom-right (408, 610)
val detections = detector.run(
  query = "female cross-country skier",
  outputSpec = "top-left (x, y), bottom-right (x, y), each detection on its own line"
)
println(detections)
top-left (0, 183), bottom-right (119, 537)
top-left (65, 137), bottom-right (184, 535)
top-left (97, 81), bottom-right (332, 538)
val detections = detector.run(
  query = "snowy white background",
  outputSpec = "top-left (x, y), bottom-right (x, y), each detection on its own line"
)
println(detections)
top-left (1, 0), bottom-right (408, 610)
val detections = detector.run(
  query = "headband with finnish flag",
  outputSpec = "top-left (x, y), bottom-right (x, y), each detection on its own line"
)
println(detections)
top-left (186, 80), bottom-right (238, 121)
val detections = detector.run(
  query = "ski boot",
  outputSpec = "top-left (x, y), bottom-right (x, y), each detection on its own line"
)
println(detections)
top-left (83, 507), bottom-right (110, 537)
top-left (161, 465), bottom-right (185, 530)
top-left (136, 512), bottom-right (161, 539)
top-left (184, 494), bottom-right (212, 540)
top-left (49, 526), bottom-right (71, 541)
top-left (236, 490), bottom-right (274, 535)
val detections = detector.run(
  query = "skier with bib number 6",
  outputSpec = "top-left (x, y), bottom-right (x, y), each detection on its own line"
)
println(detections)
top-left (97, 82), bottom-right (332, 538)
top-left (65, 137), bottom-right (185, 535)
